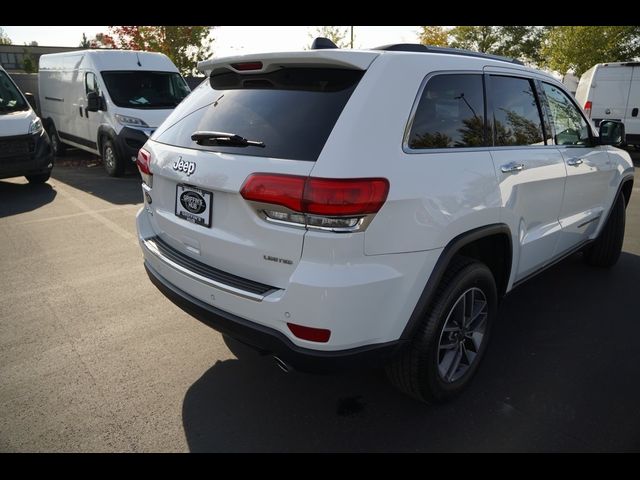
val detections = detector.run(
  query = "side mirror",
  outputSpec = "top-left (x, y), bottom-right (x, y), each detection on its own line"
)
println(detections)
top-left (87, 91), bottom-right (100, 112)
top-left (599, 120), bottom-right (626, 147)
top-left (24, 92), bottom-right (37, 112)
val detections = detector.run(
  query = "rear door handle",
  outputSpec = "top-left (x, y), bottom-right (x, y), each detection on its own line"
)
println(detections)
top-left (567, 158), bottom-right (584, 166)
top-left (501, 162), bottom-right (525, 173)
top-left (78, 106), bottom-right (83, 116)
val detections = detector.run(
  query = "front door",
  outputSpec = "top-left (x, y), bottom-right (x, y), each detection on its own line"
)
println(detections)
top-left (540, 81), bottom-right (614, 255)
top-left (81, 71), bottom-right (101, 153)
top-left (486, 74), bottom-right (567, 281)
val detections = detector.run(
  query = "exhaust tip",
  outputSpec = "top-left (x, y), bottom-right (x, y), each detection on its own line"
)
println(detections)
top-left (273, 355), bottom-right (292, 373)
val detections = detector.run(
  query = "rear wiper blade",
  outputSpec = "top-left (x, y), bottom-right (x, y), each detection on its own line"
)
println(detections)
top-left (191, 131), bottom-right (265, 148)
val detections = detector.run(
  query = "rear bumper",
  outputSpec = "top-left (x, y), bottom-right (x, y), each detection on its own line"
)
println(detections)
top-left (144, 260), bottom-right (400, 372)
top-left (0, 130), bottom-right (53, 180)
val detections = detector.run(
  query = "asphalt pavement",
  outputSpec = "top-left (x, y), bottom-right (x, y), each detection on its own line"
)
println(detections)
top-left (1, 149), bottom-right (639, 452)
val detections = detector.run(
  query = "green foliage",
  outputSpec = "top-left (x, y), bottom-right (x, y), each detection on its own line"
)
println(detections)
top-left (0, 27), bottom-right (11, 45)
top-left (449, 26), bottom-right (499, 53)
top-left (107, 26), bottom-right (215, 76)
top-left (308, 26), bottom-right (351, 49)
top-left (418, 26), bottom-right (449, 47)
top-left (447, 26), bottom-right (548, 65)
top-left (541, 26), bottom-right (640, 76)
top-left (79, 33), bottom-right (91, 48)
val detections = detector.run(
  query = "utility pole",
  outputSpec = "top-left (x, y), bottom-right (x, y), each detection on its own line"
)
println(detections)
top-left (350, 26), bottom-right (354, 49)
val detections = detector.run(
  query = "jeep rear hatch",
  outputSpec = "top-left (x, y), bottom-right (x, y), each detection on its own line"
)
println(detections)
top-left (148, 52), bottom-right (377, 290)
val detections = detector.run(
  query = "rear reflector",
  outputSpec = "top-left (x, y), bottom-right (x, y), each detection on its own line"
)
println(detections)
top-left (287, 323), bottom-right (331, 343)
top-left (584, 100), bottom-right (592, 118)
top-left (240, 174), bottom-right (389, 217)
top-left (137, 148), bottom-right (151, 175)
top-left (231, 61), bottom-right (263, 71)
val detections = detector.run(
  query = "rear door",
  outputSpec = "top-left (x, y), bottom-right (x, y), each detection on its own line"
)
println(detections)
top-left (624, 65), bottom-right (640, 140)
top-left (590, 65), bottom-right (631, 127)
top-left (486, 73), bottom-right (567, 281)
top-left (148, 66), bottom-right (367, 288)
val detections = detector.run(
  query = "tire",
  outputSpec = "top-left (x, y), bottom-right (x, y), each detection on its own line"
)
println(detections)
top-left (102, 138), bottom-right (124, 177)
top-left (386, 257), bottom-right (498, 404)
top-left (47, 124), bottom-right (65, 157)
top-left (26, 173), bottom-right (51, 184)
top-left (583, 194), bottom-right (626, 268)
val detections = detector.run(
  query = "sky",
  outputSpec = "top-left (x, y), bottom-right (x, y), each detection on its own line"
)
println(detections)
top-left (1, 26), bottom-right (421, 57)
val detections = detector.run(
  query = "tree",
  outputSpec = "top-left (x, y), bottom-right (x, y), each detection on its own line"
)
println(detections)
top-left (447, 26), bottom-right (548, 66)
top-left (79, 33), bottom-right (91, 48)
top-left (449, 26), bottom-right (499, 53)
top-left (541, 26), bottom-right (640, 76)
top-left (89, 33), bottom-right (117, 49)
top-left (0, 27), bottom-right (11, 45)
top-left (308, 26), bottom-right (350, 49)
top-left (418, 26), bottom-right (449, 47)
top-left (107, 26), bottom-right (214, 76)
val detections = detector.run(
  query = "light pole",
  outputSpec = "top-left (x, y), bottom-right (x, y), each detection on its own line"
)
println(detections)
top-left (350, 26), bottom-right (354, 49)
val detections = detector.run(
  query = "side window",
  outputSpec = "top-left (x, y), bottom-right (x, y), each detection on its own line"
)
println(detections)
top-left (408, 74), bottom-right (485, 149)
top-left (85, 72), bottom-right (99, 96)
top-left (541, 82), bottom-right (591, 146)
top-left (489, 75), bottom-right (545, 146)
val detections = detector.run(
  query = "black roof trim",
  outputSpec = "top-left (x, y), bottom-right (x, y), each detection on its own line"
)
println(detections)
top-left (373, 43), bottom-right (525, 66)
top-left (311, 37), bottom-right (338, 50)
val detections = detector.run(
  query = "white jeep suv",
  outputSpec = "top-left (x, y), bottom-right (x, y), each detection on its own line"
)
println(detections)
top-left (136, 41), bottom-right (634, 403)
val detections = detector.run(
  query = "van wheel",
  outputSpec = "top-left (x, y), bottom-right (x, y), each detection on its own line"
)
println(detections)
top-left (48, 125), bottom-right (65, 157)
top-left (386, 257), bottom-right (497, 404)
top-left (102, 138), bottom-right (124, 177)
top-left (583, 194), bottom-right (625, 268)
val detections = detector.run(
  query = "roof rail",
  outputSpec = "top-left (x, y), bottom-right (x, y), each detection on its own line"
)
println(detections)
top-left (373, 43), bottom-right (525, 66)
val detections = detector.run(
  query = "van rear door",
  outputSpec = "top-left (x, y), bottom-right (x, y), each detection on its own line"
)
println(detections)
top-left (623, 64), bottom-right (640, 141)
top-left (591, 65), bottom-right (632, 127)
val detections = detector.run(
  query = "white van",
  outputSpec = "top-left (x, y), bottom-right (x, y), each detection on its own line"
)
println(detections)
top-left (0, 65), bottom-right (54, 184)
top-left (38, 50), bottom-right (191, 176)
top-left (575, 62), bottom-right (640, 146)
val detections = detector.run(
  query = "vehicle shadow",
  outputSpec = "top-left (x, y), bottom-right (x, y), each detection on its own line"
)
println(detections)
top-left (181, 252), bottom-right (640, 452)
top-left (52, 165), bottom-right (142, 206)
top-left (0, 181), bottom-right (57, 218)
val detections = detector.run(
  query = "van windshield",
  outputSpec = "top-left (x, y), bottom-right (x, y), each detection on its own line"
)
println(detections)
top-left (0, 71), bottom-right (29, 114)
top-left (101, 71), bottom-right (190, 109)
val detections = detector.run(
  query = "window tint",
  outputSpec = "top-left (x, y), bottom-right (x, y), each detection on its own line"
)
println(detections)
top-left (542, 82), bottom-right (591, 146)
top-left (154, 68), bottom-right (364, 162)
top-left (408, 74), bottom-right (485, 149)
top-left (490, 76), bottom-right (545, 147)
top-left (85, 72), bottom-right (99, 95)
top-left (101, 71), bottom-right (190, 109)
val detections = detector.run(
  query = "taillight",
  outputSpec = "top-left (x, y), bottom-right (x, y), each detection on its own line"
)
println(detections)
top-left (584, 100), bottom-right (592, 118)
top-left (240, 173), bottom-right (389, 231)
top-left (303, 178), bottom-right (389, 216)
top-left (137, 148), bottom-right (153, 187)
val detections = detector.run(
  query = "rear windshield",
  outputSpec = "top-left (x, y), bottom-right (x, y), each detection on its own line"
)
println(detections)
top-left (153, 68), bottom-right (364, 161)
top-left (101, 71), bottom-right (190, 109)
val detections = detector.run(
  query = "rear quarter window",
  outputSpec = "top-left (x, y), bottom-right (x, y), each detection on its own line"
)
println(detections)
top-left (153, 68), bottom-right (364, 161)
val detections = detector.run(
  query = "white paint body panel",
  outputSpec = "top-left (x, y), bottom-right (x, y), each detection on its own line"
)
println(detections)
top-left (137, 49), bottom-right (634, 351)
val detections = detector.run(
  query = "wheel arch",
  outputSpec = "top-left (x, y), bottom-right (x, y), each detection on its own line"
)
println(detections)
top-left (399, 223), bottom-right (512, 343)
top-left (97, 125), bottom-right (118, 156)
